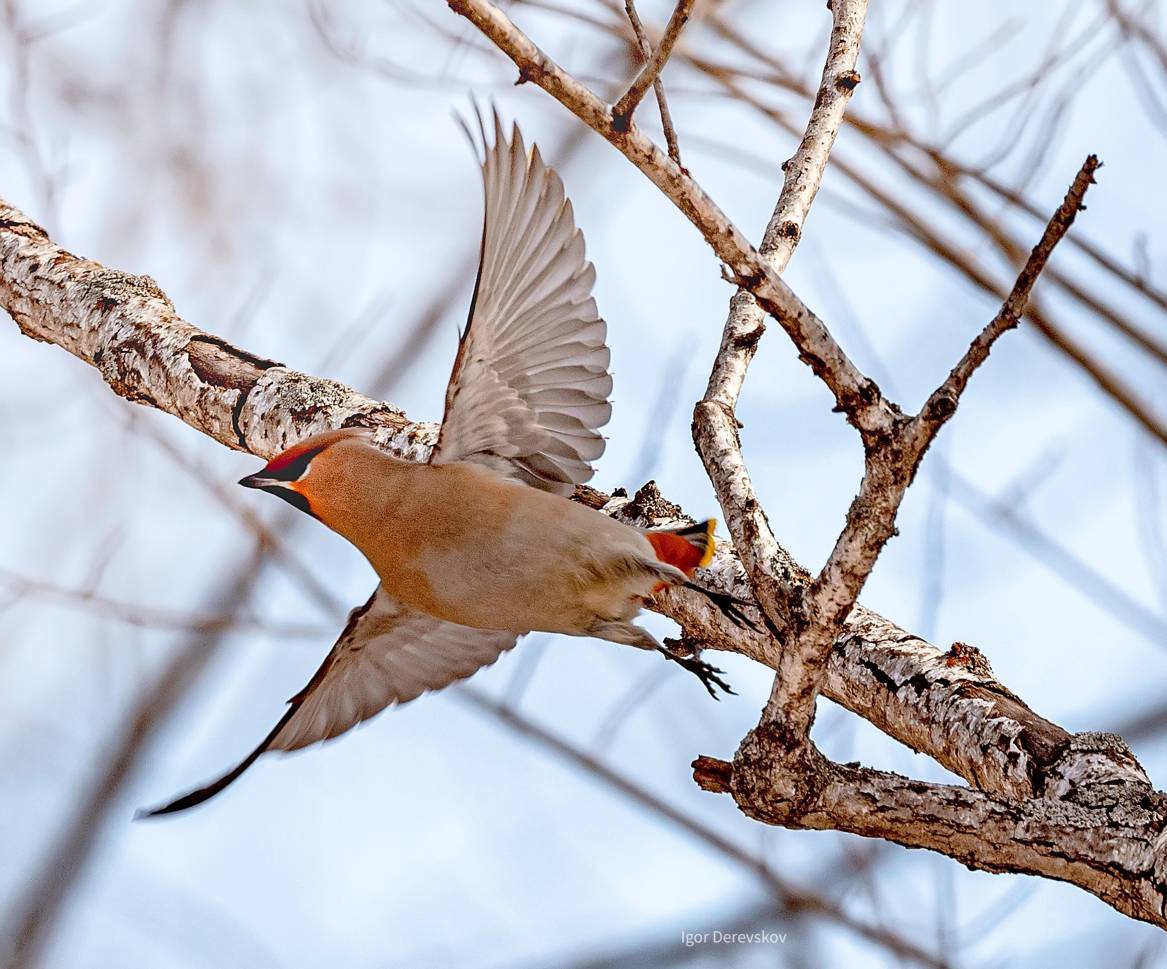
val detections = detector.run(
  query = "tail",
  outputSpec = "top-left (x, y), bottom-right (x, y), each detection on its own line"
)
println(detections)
top-left (646, 519), bottom-right (716, 577)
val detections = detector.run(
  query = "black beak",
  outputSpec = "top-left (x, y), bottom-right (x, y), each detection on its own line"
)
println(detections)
top-left (237, 473), bottom-right (315, 518)
top-left (238, 474), bottom-right (278, 490)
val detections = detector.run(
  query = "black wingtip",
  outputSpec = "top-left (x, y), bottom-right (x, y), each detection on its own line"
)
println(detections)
top-left (135, 700), bottom-right (302, 819)
top-left (134, 777), bottom-right (235, 819)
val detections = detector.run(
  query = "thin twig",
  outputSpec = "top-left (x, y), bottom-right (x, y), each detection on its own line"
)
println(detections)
top-left (916, 155), bottom-right (1101, 436)
top-left (456, 684), bottom-right (950, 969)
top-left (445, 0), bottom-right (890, 435)
top-left (4, 11), bottom-right (1163, 923)
top-left (0, 564), bottom-right (327, 639)
top-left (622, 0), bottom-right (683, 165)
top-left (0, 551), bottom-right (265, 968)
top-left (611, 0), bottom-right (694, 131)
top-left (684, 17), bottom-right (1167, 431)
top-left (779, 155), bottom-right (1102, 734)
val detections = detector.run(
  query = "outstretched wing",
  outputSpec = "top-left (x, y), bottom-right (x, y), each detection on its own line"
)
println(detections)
top-left (430, 109), bottom-right (612, 496)
top-left (139, 587), bottom-right (519, 816)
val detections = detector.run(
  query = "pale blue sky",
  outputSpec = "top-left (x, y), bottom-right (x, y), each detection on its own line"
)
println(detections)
top-left (1, 1), bottom-right (1165, 966)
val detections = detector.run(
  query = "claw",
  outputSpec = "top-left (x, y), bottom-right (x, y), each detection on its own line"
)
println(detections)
top-left (658, 647), bottom-right (736, 699)
top-left (684, 581), bottom-right (763, 633)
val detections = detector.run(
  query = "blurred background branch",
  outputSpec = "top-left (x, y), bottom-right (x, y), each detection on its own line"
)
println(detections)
top-left (0, 0), bottom-right (1164, 965)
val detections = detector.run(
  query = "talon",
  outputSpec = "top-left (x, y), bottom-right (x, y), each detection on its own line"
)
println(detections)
top-left (659, 648), bottom-right (736, 699)
top-left (684, 581), bottom-right (763, 633)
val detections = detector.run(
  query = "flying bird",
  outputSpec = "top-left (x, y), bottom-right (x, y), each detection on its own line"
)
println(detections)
top-left (140, 111), bottom-right (750, 817)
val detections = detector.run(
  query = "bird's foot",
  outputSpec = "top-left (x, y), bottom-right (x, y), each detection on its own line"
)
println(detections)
top-left (658, 647), bottom-right (735, 700)
top-left (683, 581), bottom-right (762, 633)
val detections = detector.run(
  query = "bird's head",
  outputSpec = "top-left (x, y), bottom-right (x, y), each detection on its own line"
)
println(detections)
top-left (238, 427), bottom-right (376, 521)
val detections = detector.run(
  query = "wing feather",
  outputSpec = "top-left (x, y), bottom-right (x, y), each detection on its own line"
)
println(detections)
top-left (431, 109), bottom-right (612, 495)
top-left (138, 587), bottom-right (518, 816)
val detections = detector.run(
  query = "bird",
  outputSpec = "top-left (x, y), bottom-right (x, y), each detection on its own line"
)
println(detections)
top-left (139, 109), bottom-right (751, 817)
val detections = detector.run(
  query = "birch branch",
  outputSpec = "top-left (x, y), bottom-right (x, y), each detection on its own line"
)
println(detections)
top-left (0, 205), bottom-right (429, 461)
top-left (2, 173), bottom-right (1162, 926)
top-left (693, 0), bottom-right (867, 642)
top-left (425, 0), bottom-right (1167, 931)
top-left (785, 155), bottom-right (1101, 733)
top-left (621, 0), bottom-right (683, 165)
top-left (915, 156), bottom-right (1102, 437)
top-left (693, 728), bottom-right (1167, 931)
top-left (0, 198), bottom-right (1100, 805)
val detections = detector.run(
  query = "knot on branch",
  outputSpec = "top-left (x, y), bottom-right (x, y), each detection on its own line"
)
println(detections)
top-left (515, 62), bottom-right (546, 86)
top-left (728, 724), bottom-right (830, 824)
top-left (1044, 732), bottom-right (1154, 809)
top-left (923, 391), bottom-right (959, 423)
top-left (624, 480), bottom-right (684, 523)
top-left (692, 755), bottom-right (733, 792)
top-left (858, 406), bottom-right (912, 458)
top-left (83, 269), bottom-right (174, 313)
top-left (186, 335), bottom-right (281, 392)
top-left (943, 641), bottom-right (993, 676)
top-left (835, 69), bottom-right (861, 91)
top-left (731, 323), bottom-right (765, 352)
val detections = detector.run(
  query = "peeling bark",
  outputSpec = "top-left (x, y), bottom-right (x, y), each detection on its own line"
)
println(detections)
top-left (696, 728), bottom-right (1167, 928)
top-left (4, 164), bottom-right (1166, 931)
top-left (0, 201), bottom-right (424, 460)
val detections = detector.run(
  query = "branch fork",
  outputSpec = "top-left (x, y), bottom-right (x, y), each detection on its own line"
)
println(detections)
top-left (611, 0), bottom-right (694, 133)
top-left (430, 3), bottom-right (1167, 924)
top-left (1, 0), bottom-right (1160, 930)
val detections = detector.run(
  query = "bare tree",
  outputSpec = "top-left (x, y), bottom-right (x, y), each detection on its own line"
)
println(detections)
top-left (2, 0), bottom-right (1165, 963)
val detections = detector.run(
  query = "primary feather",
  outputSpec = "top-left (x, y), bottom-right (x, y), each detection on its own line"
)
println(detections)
top-left (139, 588), bottom-right (517, 817)
top-left (432, 110), bottom-right (612, 494)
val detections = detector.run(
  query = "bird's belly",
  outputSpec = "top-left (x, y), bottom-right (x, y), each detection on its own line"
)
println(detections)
top-left (386, 542), bottom-right (651, 635)
top-left (365, 469), bottom-right (659, 634)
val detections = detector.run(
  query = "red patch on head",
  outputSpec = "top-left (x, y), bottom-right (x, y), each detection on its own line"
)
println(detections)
top-left (258, 427), bottom-right (374, 482)
top-left (264, 439), bottom-right (328, 476)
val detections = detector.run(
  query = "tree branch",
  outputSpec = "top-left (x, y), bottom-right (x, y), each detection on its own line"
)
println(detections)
top-left (693, 0), bottom-right (867, 643)
top-left (1, 156), bottom-right (1160, 928)
top-left (423, 0), bottom-right (1167, 929)
top-left (915, 156), bottom-right (1102, 437)
top-left (457, 684), bottom-right (950, 969)
top-left (444, 0), bottom-right (894, 438)
top-left (694, 727), bottom-right (1167, 931)
top-left (611, 0), bottom-right (694, 131)
top-left (0, 204), bottom-right (429, 461)
top-left (767, 154), bottom-right (1099, 735)
top-left (621, 0), bottom-right (683, 165)
top-left (679, 29), bottom-right (1167, 446)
